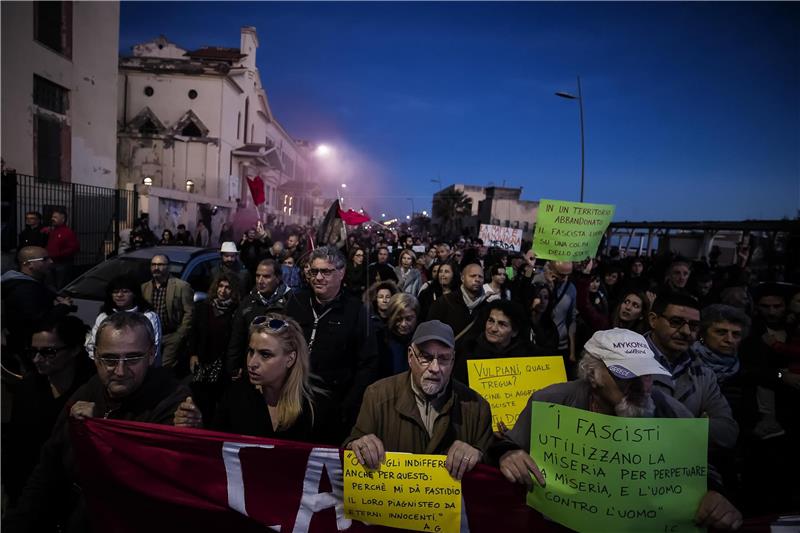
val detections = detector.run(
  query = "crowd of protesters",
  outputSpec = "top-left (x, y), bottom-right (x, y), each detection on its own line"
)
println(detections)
top-left (1, 216), bottom-right (798, 532)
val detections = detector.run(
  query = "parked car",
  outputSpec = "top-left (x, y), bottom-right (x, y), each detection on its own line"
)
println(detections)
top-left (62, 246), bottom-right (222, 325)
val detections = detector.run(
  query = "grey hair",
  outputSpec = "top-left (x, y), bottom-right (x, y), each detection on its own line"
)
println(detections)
top-left (309, 245), bottom-right (346, 270)
top-left (577, 352), bottom-right (603, 383)
top-left (700, 304), bottom-right (751, 338)
top-left (95, 312), bottom-right (155, 350)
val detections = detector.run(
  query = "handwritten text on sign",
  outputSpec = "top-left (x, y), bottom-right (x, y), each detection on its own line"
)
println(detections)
top-left (527, 402), bottom-right (708, 533)
top-left (478, 224), bottom-right (524, 252)
top-left (343, 451), bottom-right (461, 533)
top-left (467, 356), bottom-right (566, 431)
top-left (533, 199), bottom-right (615, 261)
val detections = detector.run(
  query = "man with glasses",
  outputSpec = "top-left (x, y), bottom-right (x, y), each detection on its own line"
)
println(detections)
top-left (1, 246), bottom-right (73, 371)
top-left (141, 254), bottom-right (194, 371)
top-left (226, 259), bottom-right (293, 377)
top-left (2, 315), bottom-right (95, 506)
top-left (285, 246), bottom-right (378, 436)
top-left (646, 293), bottom-right (738, 449)
top-left (345, 320), bottom-right (492, 480)
top-left (3, 312), bottom-right (189, 532)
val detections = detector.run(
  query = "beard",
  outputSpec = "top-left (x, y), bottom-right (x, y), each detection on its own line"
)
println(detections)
top-left (420, 370), bottom-right (445, 396)
top-left (614, 395), bottom-right (656, 418)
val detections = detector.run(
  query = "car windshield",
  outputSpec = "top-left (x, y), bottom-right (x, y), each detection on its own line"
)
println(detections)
top-left (64, 257), bottom-right (183, 299)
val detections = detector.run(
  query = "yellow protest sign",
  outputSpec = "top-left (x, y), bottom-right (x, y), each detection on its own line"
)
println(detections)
top-left (467, 356), bottom-right (567, 431)
top-left (343, 451), bottom-right (461, 532)
top-left (533, 199), bottom-right (615, 261)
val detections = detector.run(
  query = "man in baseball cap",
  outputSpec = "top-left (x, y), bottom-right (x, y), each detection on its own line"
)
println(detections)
top-left (345, 320), bottom-right (492, 481)
top-left (489, 327), bottom-right (743, 531)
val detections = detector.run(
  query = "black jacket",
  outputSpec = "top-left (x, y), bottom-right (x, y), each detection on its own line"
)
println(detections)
top-left (427, 290), bottom-right (487, 339)
top-left (225, 284), bottom-right (294, 375)
top-left (3, 368), bottom-right (189, 533)
top-left (285, 289), bottom-right (378, 429)
top-left (18, 226), bottom-right (48, 248)
top-left (1, 271), bottom-right (72, 360)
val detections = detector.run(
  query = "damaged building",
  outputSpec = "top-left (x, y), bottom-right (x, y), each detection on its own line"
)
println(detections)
top-left (118, 26), bottom-right (315, 241)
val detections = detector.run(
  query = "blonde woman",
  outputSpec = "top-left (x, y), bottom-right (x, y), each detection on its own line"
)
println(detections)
top-left (174, 314), bottom-right (333, 443)
top-left (377, 293), bottom-right (420, 378)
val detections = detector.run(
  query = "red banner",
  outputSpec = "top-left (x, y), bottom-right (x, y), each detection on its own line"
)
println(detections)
top-left (246, 175), bottom-right (266, 205)
top-left (70, 419), bottom-right (564, 533)
top-left (339, 207), bottom-right (371, 226)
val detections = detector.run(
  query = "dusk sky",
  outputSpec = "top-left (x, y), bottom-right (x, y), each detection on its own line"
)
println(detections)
top-left (119, 2), bottom-right (799, 222)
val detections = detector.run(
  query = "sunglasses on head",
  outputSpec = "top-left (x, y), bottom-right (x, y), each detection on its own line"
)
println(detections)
top-left (251, 316), bottom-right (289, 332)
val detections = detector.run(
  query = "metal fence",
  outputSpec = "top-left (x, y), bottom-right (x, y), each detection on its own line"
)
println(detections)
top-left (3, 172), bottom-right (138, 266)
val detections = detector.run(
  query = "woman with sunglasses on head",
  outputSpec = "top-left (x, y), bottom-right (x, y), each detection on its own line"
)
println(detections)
top-left (85, 274), bottom-right (162, 366)
top-left (174, 314), bottom-right (335, 444)
top-left (3, 315), bottom-right (95, 506)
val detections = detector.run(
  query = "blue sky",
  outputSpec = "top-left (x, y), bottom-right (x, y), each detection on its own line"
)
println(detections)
top-left (120, 2), bottom-right (799, 222)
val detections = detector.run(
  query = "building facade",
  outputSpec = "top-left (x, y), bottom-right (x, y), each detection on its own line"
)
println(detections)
top-left (117, 27), bottom-right (313, 243)
top-left (432, 184), bottom-right (539, 240)
top-left (1, 1), bottom-right (120, 187)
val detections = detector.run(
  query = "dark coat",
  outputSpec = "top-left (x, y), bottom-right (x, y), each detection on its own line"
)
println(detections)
top-left (3, 368), bottom-right (188, 533)
top-left (225, 284), bottom-right (293, 375)
top-left (1, 271), bottom-right (72, 360)
top-left (18, 226), bottom-right (48, 248)
top-left (454, 334), bottom-right (540, 384)
top-left (210, 380), bottom-right (338, 445)
top-left (427, 290), bottom-right (487, 339)
top-left (345, 372), bottom-right (493, 456)
top-left (284, 289), bottom-right (378, 430)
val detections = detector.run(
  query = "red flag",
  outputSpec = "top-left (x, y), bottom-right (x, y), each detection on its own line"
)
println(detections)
top-left (246, 175), bottom-right (265, 205)
top-left (338, 207), bottom-right (371, 225)
top-left (70, 418), bottom-right (558, 533)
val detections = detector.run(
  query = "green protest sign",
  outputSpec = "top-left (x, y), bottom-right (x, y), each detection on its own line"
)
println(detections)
top-left (533, 199), bottom-right (615, 261)
top-left (527, 402), bottom-right (708, 533)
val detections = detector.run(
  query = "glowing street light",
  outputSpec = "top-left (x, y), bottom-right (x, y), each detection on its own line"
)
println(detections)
top-left (406, 215), bottom-right (411, 220)
top-left (422, 210), bottom-right (428, 216)
top-left (315, 144), bottom-right (332, 157)
top-left (381, 213), bottom-right (386, 218)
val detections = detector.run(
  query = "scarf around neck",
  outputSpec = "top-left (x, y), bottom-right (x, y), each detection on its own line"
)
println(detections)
top-left (212, 297), bottom-right (234, 316)
top-left (690, 340), bottom-right (740, 383)
top-left (461, 285), bottom-right (488, 313)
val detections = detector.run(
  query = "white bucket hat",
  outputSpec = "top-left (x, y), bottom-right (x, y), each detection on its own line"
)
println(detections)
top-left (220, 241), bottom-right (238, 253)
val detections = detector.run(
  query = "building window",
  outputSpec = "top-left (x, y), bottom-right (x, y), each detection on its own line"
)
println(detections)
top-left (33, 75), bottom-right (68, 114)
top-left (244, 97), bottom-right (249, 143)
top-left (237, 113), bottom-right (241, 140)
top-left (35, 115), bottom-right (69, 181)
top-left (188, 89), bottom-right (198, 99)
top-left (139, 119), bottom-right (159, 136)
top-left (181, 122), bottom-right (202, 137)
top-left (34, 1), bottom-right (72, 57)
top-left (144, 86), bottom-right (154, 97)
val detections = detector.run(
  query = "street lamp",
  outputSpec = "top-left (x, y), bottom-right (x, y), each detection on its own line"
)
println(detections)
top-left (555, 75), bottom-right (585, 202)
top-left (407, 197), bottom-right (415, 216)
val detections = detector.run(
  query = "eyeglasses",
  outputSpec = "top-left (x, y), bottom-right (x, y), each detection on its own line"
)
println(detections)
top-left (412, 346), bottom-right (455, 367)
top-left (251, 316), bottom-right (289, 332)
top-left (96, 354), bottom-right (149, 368)
top-left (25, 346), bottom-right (66, 359)
top-left (309, 267), bottom-right (340, 278)
top-left (659, 314), bottom-right (701, 332)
